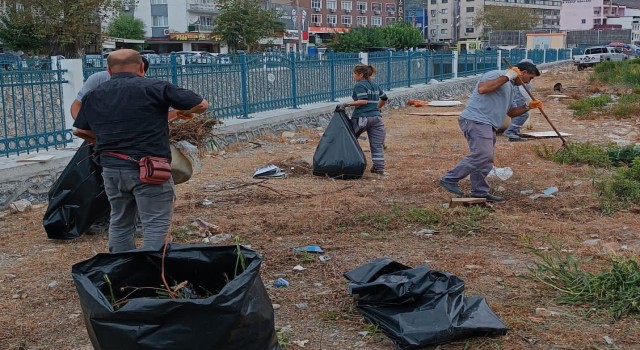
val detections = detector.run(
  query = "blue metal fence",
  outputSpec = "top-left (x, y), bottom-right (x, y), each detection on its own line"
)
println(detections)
top-left (0, 61), bottom-right (71, 157)
top-left (1, 48), bottom-right (572, 156)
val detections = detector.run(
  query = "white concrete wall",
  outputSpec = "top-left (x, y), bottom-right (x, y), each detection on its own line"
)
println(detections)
top-left (60, 59), bottom-right (85, 146)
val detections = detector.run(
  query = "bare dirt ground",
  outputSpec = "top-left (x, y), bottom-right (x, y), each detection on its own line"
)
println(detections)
top-left (2, 64), bottom-right (640, 350)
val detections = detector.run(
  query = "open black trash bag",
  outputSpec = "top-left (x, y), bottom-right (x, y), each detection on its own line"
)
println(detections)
top-left (43, 141), bottom-right (110, 239)
top-left (72, 244), bottom-right (280, 350)
top-left (344, 258), bottom-right (508, 349)
top-left (312, 108), bottom-right (366, 179)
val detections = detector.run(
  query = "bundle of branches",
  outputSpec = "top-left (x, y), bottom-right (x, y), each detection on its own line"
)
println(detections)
top-left (169, 112), bottom-right (222, 152)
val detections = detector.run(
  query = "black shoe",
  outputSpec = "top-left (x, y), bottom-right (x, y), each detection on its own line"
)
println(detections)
top-left (472, 193), bottom-right (505, 202)
top-left (370, 167), bottom-right (384, 175)
top-left (439, 179), bottom-right (464, 196)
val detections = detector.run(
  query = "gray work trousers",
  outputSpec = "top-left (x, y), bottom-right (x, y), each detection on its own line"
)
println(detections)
top-left (351, 116), bottom-right (386, 171)
top-left (504, 112), bottom-right (529, 135)
top-left (441, 118), bottom-right (496, 197)
top-left (102, 167), bottom-right (174, 253)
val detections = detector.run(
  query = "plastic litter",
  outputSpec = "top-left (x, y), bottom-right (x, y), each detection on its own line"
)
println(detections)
top-left (293, 245), bottom-right (324, 254)
top-left (488, 167), bottom-right (513, 181)
top-left (319, 255), bottom-right (332, 262)
top-left (253, 164), bottom-right (287, 179)
top-left (274, 277), bottom-right (289, 288)
top-left (542, 187), bottom-right (559, 196)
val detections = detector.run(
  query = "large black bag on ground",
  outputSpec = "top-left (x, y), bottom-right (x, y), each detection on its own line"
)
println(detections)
top-left (312, 108), bottom-right (366, 179)
top-left (72, 244), bottom-right (280, 350)
top-left (43, 142), bottom-right (110, 239)
top-left (344, 258), bottom-right (508, 349)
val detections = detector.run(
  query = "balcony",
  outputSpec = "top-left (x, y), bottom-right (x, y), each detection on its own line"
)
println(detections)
top-left (189, 3), bottom-right (219, 14)
top-left (188, 24), bottom-right (214, 32)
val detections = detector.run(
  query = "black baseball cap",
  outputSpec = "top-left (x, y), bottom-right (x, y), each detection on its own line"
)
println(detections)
top-left (516, 61), bottom-right (540, 76)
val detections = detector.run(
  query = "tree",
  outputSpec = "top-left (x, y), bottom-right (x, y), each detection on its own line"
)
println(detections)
top-left (0, 7), bottom-right (43, 55)
top-left (107, 14), bottom-right (146, 40)
top-left (475, 5), bottom-right (540, 31)
top-left (213, 0), bottom-right (285, 53)
top-left (0, 0), bottom-right (127, 57)
top-left (328, 22), bottom-right (423, 52)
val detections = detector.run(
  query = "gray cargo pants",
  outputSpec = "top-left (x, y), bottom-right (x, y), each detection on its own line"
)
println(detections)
top-left (102, 167), bottom-right (174, 253)
top-left (441, 118), bottom-right (496, 197)
top-left (351, 115), bottom-right (386, 171)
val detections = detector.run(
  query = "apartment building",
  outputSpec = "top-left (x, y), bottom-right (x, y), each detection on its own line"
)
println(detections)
top-left (127, 0), bottom-right (223, 53)
top-left (298, 0), bottom-right (403, 38)
top-left (559, 0), bottom-right (627, 31)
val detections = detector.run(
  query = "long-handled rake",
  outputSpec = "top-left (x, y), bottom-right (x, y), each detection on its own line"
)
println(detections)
top-left (502, 58), bottom-right (569, 148)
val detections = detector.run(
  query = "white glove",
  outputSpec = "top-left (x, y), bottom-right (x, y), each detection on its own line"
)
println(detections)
top-left (503, 67), bottom-right (522, 81)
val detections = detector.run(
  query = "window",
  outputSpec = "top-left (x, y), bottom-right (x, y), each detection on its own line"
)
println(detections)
top-left (441, 18), bottom-right (447, 24)
top-left (327, 0), bottom-right (337, 9)
top-left (385, 17), bottom-right (396, 25)
top-left (328, 15), bottom-right (337, 24)
top-left (357, 2), bottom-right (367, 11)
top-left (311, 14), bottom-right (322, 24)
top-left (431, 0), bottom-right (436, 3)
top-left (199, 16), bottom-right (213, 30)
top-left (442, 0), bottom-right (448, 3)
top-left (430, 29), bottom-right (436, 36)
top-left (357, 16), bottom-right (367, 25)
top-left (371, 16), bottom-right (382, 26)
top-left (151, 0), bottom-right (167, 4)
top-left (466, 27), bottom-right (474, 33)
top-left (312, 0), bottom-right (321, 9)
top-left (372, 2), bottom-right (382, 13)
top-left (152, 15), bottom-right (168, 27)
top-left (385, 3), bottom-right (395, 14)
top-left (441, 28), bottom-right (447, 34)
top-left (441, 8), bottom-right (448, 14)
top-left (342, 1), bottom-right (352, 10)
top-left (466, 18), bottom-right (473, 26)
top-left (342, 15), bottom-right (352, 24)
top-left (466, 7), bottom-right (474, 12)
top-left (431, 10), bottom-right (437, 16)
top-left (581, 19), bottom-right (586, 24)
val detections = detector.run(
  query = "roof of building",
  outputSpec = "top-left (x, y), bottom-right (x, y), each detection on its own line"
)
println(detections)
top-left (614, 0), bottom-right (640, 9)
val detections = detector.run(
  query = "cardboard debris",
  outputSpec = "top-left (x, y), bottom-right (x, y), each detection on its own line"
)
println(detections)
top-left (428, 100), bottom-right (463, 107)
top-left (16, 155), bottom-right (55, 163)
top-left (409, 111), bottom-right (460, 116)
top-left (449, 197), bottom-right (488, 208)
top-left (520, 131), bottom-right (572, 139)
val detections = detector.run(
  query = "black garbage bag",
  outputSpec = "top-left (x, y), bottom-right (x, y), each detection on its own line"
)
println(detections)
top-left (344, 258), bottom-right (508, 349)
top-left (312, 108), bottom-right (366, 179)
top-left (72, 244), bottom-right (280, 350)
top-left (43, 141), bottom-right (110, 239)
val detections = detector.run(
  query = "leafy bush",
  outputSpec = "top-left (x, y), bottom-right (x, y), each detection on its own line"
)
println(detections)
top-left (535, 142), bottom-right (612, 168)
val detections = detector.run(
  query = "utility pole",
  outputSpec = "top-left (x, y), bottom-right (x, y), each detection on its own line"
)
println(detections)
top-left (296, 0), bottom-right (303, 55)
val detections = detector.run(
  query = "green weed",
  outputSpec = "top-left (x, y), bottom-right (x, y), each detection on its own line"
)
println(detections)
top-left (171, 226), bottom-right (190, 241)
top-left (552, 142), bottom-right (612, 167)
top-left (611, 94), bottom-right (640, 119)
top-left (394, 206), bottom-right (441, 226)
top-left (358, 212), bottom-right (391, 230)
top-left (595, 156), bottom-right (640, 212)
top-left (297, 251), bottom-right (316, 263)
top-left (568, 95), bottom-right (613, 117)
top-left (442, 206), bottom-right (491, 234)
top-left (527, 247), bottom-right (640, 319)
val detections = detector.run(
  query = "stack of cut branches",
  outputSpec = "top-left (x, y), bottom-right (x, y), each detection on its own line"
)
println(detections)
top-left (169, 112), bottom-right (221, 152)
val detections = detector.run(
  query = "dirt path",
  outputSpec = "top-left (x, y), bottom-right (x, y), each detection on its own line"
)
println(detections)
top-left (1, 64), bottom-right (640, 349)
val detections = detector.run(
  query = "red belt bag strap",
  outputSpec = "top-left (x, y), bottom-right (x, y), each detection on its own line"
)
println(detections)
top-left (105, 152), bottom-right (172, 185)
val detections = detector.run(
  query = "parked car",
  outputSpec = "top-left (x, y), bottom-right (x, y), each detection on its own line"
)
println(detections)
top-left (573, 46), bottom-right (628, 71)
top-left (175, 51), bottom-right (216, 64)
top-left (0, 53), bottom-right (21, 70)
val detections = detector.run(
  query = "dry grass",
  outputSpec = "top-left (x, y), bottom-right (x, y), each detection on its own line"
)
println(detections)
top-left (1, 65), bottom-right (640, 349)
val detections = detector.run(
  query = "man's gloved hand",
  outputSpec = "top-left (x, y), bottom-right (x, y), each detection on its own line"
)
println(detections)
top-left (336, 103), bottom-right (349, 110)
top-left (176, 111), bottom-right (194, 120)
top-left (528, 99), bottom-right (543, 110)
top-left (503, 67), bottom-right (522, 81)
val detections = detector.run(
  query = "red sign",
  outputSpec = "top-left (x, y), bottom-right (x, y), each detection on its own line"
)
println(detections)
top-left (309, 27), bottom-right (351, 34)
